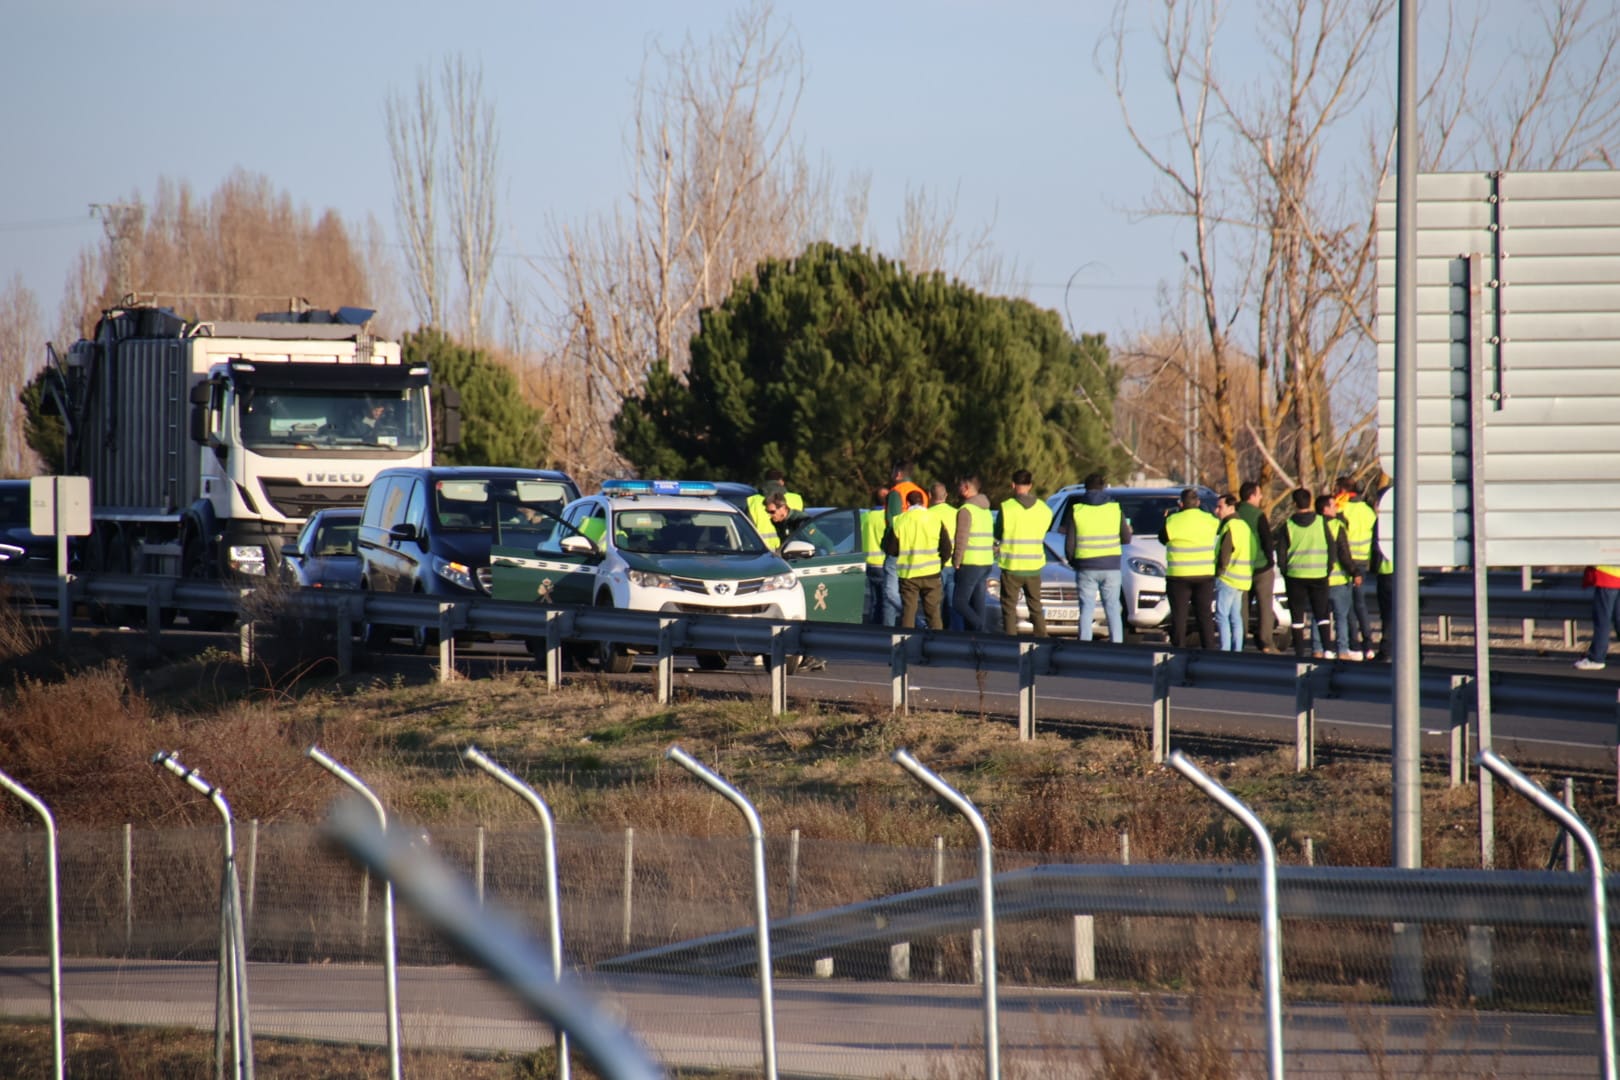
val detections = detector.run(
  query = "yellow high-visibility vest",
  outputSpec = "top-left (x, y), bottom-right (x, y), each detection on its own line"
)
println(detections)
top-left (1069, 501), bottom-right (1124, 561)
top-left (1218, 516), bottom-right (1254, 591)
top-left (959, 503), bottom-right (994, 567)
top-left (1165, 508), bottom-right (1218, 577)
top-left (1327, 518), bottom-right (1351, 586)
top-left (745, 494), bottom-right (781, 550)
top-left (860, 508), bottom-right (887, 567)
top-left (894, 508), bottom-right (944, 579)
top-left (1286, 518), bottom-right (1329, 579)
top-left (997, 499), bottom-right (1053, 573)
top-left (1339, 498), bottom-right (1376, 565)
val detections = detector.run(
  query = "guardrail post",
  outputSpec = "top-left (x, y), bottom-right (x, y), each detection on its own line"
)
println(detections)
top-left (666, 746), bottom-right (778, 1080)
top-left (1521, 565), bottom-right (1535, 644)
top-left (893, 749), bottom-right (999, 1080)
top-left (1294, 662), bottom-right (1316, 771)
top-left (306, 746), bottom-right (400, 1080)
top-left (544, 609), bottom-right (565, 689)
top-left (655, 617), bottom-right (677, 705)
top-left (1167, 750), bottom-right (1283, 1080)
top-left (1151, 652), bottom-right (1175, 763)
top-left (767, 625), bottom-right (788, 716)
top-left (1438, 613), bottom-right (1452, 643)
top-left (464, 746), bottom-right (572, 1080)
top-left (1449, 675), bottom-right (1472, 788)
top-left (621, 826), bottom-right (634, 948)
top-left (335, 601), bottom-right (354, 676)
top-left (0, 770), bottom-right (63, 1080)
top-left (890, 633), bottom-right (909, 715)
top-left (1017, 640), bottom-right (1037, 741)
top-left (437, 602), bottom-right (455, 682)
top-left (1073, 915), bottom-right (1096, 983)
top-left (123, 822), bottom-right (133, 950)
top-left (1480, 749), bottom-right (1616, 1080)
top-left (239, 617), bottom-right (255, 667)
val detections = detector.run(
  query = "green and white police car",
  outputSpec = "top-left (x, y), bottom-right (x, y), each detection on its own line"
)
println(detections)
top-left (489, 480), bottom-right (865, 671)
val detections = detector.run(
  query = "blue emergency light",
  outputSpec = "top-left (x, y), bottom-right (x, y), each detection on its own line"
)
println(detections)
top-left (600, 479), bottom-right (719, 497)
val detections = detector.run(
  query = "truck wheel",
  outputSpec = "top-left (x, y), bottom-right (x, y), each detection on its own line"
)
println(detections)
top-left (594, 594), bottom-right (634, 674)
top-left (183, 537), bottom-right (231, 631)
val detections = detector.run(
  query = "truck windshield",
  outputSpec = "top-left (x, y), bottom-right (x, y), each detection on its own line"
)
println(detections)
top-left (239, 387), bottom-right (428, 452)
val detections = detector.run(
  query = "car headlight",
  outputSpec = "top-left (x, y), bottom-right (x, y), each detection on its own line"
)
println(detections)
top-left (760, 572), bottom-right (797, 592)
top-left (228, 545), bottom-right (267, 575)
top-left (985, 576), bottom-right (1000, 597)
top-left (1127, 557), bottom-right (1166, 577)
top-left (430, 554), bottom-right (476, 590)
top-left (628, 569), bottom-right (675, 589)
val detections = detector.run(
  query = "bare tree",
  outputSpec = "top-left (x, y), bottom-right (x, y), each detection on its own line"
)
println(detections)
top-left (386, 68), bottom-right (442, 330)
top-left (443, 55), bottom-right (500, 346)
top-left (0, 275), bottom-right (44, 475)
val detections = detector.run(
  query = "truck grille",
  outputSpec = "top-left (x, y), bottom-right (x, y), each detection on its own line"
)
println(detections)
top-left (673, 603), bottom-right (770, 616)
top-left (476, 567), bottom-right (493, 593)
top-left (259, 479), bottom-right (367, 519)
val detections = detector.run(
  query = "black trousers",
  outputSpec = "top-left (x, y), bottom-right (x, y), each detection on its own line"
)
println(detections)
top-left (1167, 576), bottom-right (1215, 649)
top-left (1286, 576), bottom-right (1333, 657)
top-left (1376, 572), bottom-right (1395, 655)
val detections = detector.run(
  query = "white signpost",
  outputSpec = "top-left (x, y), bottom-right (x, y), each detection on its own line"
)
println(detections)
top-left (29, 476), bottom-right (91, 642)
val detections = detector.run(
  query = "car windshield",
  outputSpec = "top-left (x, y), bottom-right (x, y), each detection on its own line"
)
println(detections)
top-left (0, 486), bottom-right (27, 527)
top-left (1116, 495), bottom-right (1181, 538)
top-left (437, 478), bottom-right (576, 532)
top-left (611, 507), bottom-right (766, 555)
top-left (312, 518), bottom-right (359, 556)
top-left (239, 386), bottom-right (428, 452)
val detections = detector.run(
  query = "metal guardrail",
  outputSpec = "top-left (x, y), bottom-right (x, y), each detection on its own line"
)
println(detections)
top-left (4, 570), bottom-right (1617, 759)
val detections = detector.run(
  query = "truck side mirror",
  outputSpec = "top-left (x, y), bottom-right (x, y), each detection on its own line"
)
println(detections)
top-left (189, 404), bottom-right (207, 444)
top-left (434, 384), bottom-right (462, 450)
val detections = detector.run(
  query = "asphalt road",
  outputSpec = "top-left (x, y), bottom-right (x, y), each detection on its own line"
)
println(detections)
top-left (0, 956), bottom-right (1603, 1077)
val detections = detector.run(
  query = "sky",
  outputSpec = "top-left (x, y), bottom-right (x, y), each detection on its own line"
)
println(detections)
top-left (0, 0), bottom-right (1567, 351)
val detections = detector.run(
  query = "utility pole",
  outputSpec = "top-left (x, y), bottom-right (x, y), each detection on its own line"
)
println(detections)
top-left (90, 203), bottom-right (144, 299)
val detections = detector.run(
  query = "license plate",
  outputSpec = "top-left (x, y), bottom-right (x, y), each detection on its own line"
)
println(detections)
top-left (1046, 607), bottom-right (1079, 622)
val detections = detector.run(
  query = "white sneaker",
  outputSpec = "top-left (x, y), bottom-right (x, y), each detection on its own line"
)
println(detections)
top-left (1344, 649), bottom-right (1364, 662)
top-left (1574, 657), bottom-right (1607, 671)
top-left (1322, 651), bottom-right (1337, 660)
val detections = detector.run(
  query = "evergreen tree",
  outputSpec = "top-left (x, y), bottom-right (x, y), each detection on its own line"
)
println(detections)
top-left (614, 243), bottom-right (1121, 504)
top-left (20, 370), bottom-right (63, 474)
top-left (403, 328), bottom-right (548, 468)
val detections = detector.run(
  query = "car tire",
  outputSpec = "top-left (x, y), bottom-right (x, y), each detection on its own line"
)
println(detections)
top-left (360, 583), bottom-right (392, 651)
top-left (594, 594), bottom-right (634, 674)
top-left (409, 587), bottom-right (440, 654)
top-left (182, 535), bottom-right (230, 631)
top-left (695, 651), bottom-right (729, 671)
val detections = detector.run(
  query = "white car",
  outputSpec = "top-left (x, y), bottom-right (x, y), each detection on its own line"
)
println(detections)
top-left (1045, 485), bottom-right (1290, 644)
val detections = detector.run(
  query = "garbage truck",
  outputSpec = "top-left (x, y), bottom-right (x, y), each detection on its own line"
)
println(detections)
top-left (45, 301), bottom-right (459, 604)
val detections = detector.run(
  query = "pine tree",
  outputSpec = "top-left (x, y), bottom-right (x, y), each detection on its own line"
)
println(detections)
top-left (403, 328), bottom-right (548, 468)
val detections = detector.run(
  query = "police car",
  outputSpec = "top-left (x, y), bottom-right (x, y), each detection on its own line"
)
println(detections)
top-left (489, 480), bottom-right (816, 672)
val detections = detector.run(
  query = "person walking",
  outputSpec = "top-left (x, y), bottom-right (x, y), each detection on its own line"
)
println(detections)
top-left (882, 461), bottom-right (928, 628)
top-left (1214, 493), bottom-right (1253, 652)
top-left (1279, 488), bottom-right (1336, 658)
top-left (928, 482), bottom-right (959, 628)
top-left (994, 469), bottom-right (1054, 635)
top-left (1574, 564), bottom-right (1620, 670)
top-left (1158, 487), bottom-right (1218, 649)
top-left (1237, 481), bottom-right (1278, 651)
top-left (951, 474), bottom-right (994, 632)
top-left (1062, 471), bottom-right (1131, 643)
top-left (1318, 495), bottom-right (1359, 659)
top-left (883, 488), bottom-right (952, 629)
top-left (861, 485), bottom-right (890, 625)
top-left (1334, 475), bottom-right (1377, 658)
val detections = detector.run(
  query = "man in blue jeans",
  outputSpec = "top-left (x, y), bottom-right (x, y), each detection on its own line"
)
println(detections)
top-left (1062, 471), bottom-right (1131, 643)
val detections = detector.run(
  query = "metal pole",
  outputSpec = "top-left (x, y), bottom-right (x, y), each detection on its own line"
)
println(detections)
top-left (0, 770), bottom-right (63, 1080)
top-left (1167, 751), bottom-right (1283, 1080)
top-left (1479, 749), bottom-right (1614, 1080)
top-left (787, 828), bottom-right (800, 918)
top-left (123, 822), bottom-right (133, 951)
top-left (307, 746), bottom-right (400, 1080)
top-left (1466, 252), bottom-right (1495, 871)
top-left (665, 745), bottom-right (778, 1080)
top-left (1391, 0), bottom-right (1425, 1005)
top-left (620, 827), bottom-right (634, 948)
top-left (893, 749), bottom-right (999, 1080)
top-left (153, 752), bottom-right (254, 1080)
top-left (464, 745), bottom-right (572, 1080)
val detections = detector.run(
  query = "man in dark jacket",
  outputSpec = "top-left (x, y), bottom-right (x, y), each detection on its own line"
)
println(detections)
top-left (1237, 481), bottom-right (1278, 651)
top-left (1278, 488), bottom-right (1353, 659)
top-left (1061, 471), bottom-right (1132, 642)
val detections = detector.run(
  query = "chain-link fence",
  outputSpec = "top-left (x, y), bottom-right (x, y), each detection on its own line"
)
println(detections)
top-left (0, 819), bottom-right (1611, 1077)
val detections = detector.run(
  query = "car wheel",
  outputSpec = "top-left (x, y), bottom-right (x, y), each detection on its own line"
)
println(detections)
top-left (360, 583), bottom-right (392, 651)
top-left (695, 651), bottom-right (729, 671)
top-left (595, 594), bottom-right (634, 674)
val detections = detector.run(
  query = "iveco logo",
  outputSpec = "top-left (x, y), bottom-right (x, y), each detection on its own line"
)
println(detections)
top-left (307, 473), bottom-right (368, 484)
top-left (713, 583), bottom-right (731, 595)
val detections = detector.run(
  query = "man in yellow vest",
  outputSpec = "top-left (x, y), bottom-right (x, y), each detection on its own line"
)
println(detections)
top-left (1279, 488), bottom-right (1339, 658)
top-left (745, 469), bottom-right (805, 550)
top-left (1157, 487), bottom-right (1218, 648)
top-left (1576, 564), bottom-right (1620, 670)
top-left (882, 489), bottom-right (953, 629)
top-left (951, 474), bottom-right (994, 632)
top-left (1334, 475), bottom-right (1377, 659)
top-left (928, 482), bottom-right (958, 628)
top-left (861, 485), bottom-right (890, 625)
top-left (1318, 495), bottom-right (1360, 659)
top-left (883, 460), bottom-right (927, 628)
top-left (1062, 471), bottom-right (1131, 643)
top-left (994, 469), bottom-right (1054, 635)
top-left (1213, 493), bottom-right (1254, 652)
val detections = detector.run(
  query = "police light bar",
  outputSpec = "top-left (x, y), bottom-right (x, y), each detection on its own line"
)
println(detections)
top-left (600, 480), bottom-right (719, 497)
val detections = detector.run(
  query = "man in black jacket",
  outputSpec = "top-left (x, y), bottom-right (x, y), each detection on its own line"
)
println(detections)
top-left (1237, 481), bottom-right (1278, 651)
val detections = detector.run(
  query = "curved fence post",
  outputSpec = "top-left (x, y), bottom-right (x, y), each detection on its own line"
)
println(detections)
top-left (664, 745), bottom-right (777, 1080)
top-left (1479, 748), bottom-right (1615, 1080)
top-left (464, 746), bottom-right (571, 1080)
top-left (0, 769), bottom-right (62, 1080)
top-left (1167, 750), bottom-right (1282, 1080)
top-left (307, 746), bottom-right (400, 1080)
top-left (153, 752), bottom-right (254, 1080)
top-left (892, 748), bottom-right (999, 1080)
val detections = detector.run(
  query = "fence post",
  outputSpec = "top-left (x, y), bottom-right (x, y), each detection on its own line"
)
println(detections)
top-left (1480, 749), bottom-right (1615, 1080)
top-left (621, 826), bottom-right (635, 948)
top-left (787, 828), bottom-right (800, 917)
top-left (1449, 675), bottom-right (1472, 788)
top-left (1565, 779), bottom-right (1578, 873)
top-left (307, 746), bottom-right (399, 1080)
top-left (244, 819), bottom-right (258, 934)
top-left (1521, 565), bottom-right (1535, 644)
top-left (239, 617), bottom-right (255, 667)
top-left (1017, 640), bottom-right (1038, 741)
top-left (1151, 652), bottom-right (1175, 763)
top-left (0, 770), bottom-right (63, 1080)
top-left (666, 745), bottom-right (779, 1080)
top-left (1073, 916), bottom-right (1097, 983)
top-left (890, 633), bottom-right (909, 714)
top-left (475, 824), bottom-right (486, 906)
top-left (656, 617), bottom-right (677, 705)
top-left (544, 609), bottom-right (565, 690)
top-left (1294, 662), bottom-right (1316, 771)
top-left (123, 822), bottom-right (133, 951)
top-left (437, 602), bottom-right (455, 682)
top-left (1167, 750), bottom-right (1283, 1080)
top-left (894, 749), bottom-right (999, 1080)
top-left (463, 746), bottom-right (573, 1080)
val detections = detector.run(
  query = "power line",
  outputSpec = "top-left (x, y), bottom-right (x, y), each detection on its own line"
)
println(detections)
top-left (0, 215), bottom-right (96, 234)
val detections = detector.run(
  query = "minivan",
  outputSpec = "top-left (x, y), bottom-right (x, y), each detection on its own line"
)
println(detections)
top-left (357, 466), bottom-right (579, 648)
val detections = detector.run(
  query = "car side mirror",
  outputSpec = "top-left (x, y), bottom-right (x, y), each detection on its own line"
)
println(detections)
top-left (560, 534), bottom-right (596, 555)
top-left (389, 523), bottom-right (418, 543)
top-left (280, 543), bottom-right (301, 559)
top-left (781, 540), bottom-right (816, 560)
